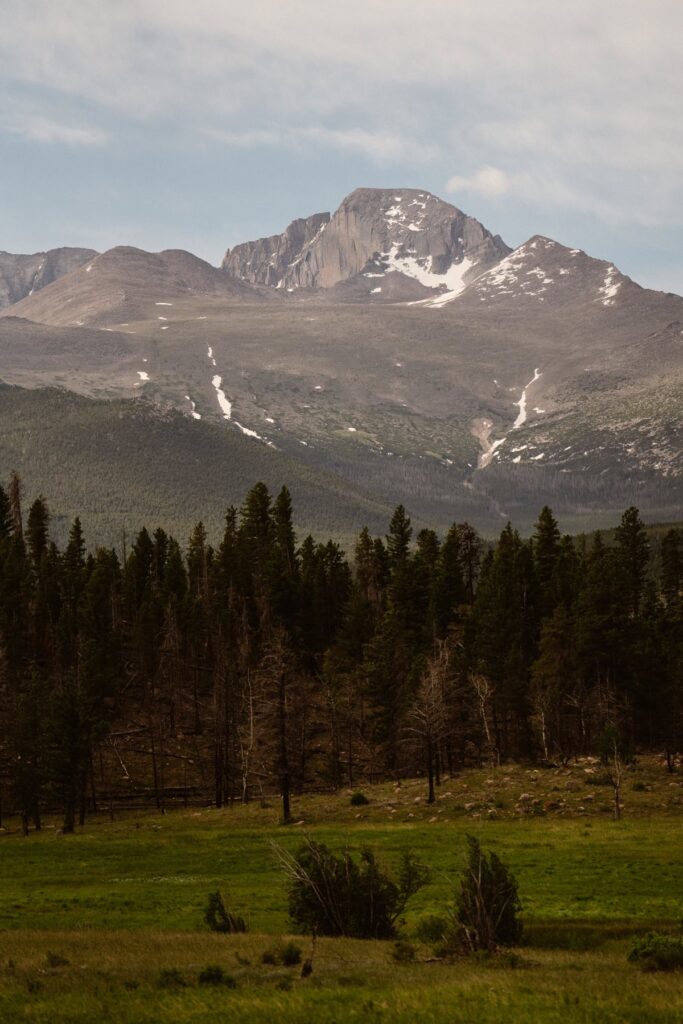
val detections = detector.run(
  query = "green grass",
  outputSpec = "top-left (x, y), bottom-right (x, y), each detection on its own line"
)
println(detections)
top-left (2, 765), bottom-right (683, 1021)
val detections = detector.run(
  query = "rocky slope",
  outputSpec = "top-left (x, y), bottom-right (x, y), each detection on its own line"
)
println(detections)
top-left (223, 212), bottom-right (330, 286)
top-left (222, 187), bottom-right (510, 300)
top-left (0, 247), bottom-right (97, 308)
top-left (1, 246), bottom-right (266, 326)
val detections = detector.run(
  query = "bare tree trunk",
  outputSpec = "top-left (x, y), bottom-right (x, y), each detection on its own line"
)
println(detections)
top-left (427, 738), bottom-right (435, 805)
top-left (277, 670), bottom-right (291, 823)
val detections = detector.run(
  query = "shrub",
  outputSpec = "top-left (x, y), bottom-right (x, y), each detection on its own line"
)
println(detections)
top-left (157, 968), bottom-right (187, 989)
top-left (414, 915), bottom-right (449, 945)
top-left (204, 891), bottom-right (248, 934)
top-left (198, 964), bottom-right (236, 987)
top-left (262, 942), bottom-right (302, 966)
top-left (392, 939), bottom-right (417, 963)
top-left (350, 792), bottom-right (369, 806)
top-left (45, 952), bottom-right (69, 968)
top-left (279, 941), bottom-right (303, 966)
top-left (628, 934), bottom-right (683, 972)
top-left (454, 836), bottom-right (522, 952)
top-left (584, 772), bottom-right (613, 787)
top-left (275, 839), bottom-right (428, 939)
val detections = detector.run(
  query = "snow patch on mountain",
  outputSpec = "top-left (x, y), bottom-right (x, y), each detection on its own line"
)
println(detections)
top-left (599, 267), bottom-right (622, 306)
top-left (212, 375), bottom-right (232, 419)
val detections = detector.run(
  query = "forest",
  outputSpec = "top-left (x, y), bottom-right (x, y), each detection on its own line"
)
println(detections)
top-left (0, 471), bottom-right (681, 831)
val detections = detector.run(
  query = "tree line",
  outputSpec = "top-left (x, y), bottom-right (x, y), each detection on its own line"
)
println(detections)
top-left (0, 472), bottom-right (681, 830)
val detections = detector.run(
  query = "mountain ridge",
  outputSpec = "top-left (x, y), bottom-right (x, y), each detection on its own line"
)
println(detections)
top-left (0, 185), bottom-right (680, 537)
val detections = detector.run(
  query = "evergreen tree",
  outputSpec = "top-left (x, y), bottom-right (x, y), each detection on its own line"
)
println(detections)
top-left (0, 485), bottom-right (11, 540)
top-left (26, 497), bottom-right (50, 569)
top-left (660, 529), bottom-right (681, 603)
top-left (615, 506), bottom-right (650, 617)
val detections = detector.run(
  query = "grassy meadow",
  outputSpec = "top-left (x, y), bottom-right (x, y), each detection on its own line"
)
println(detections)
top-left (1, 758), bottom-right (682, 1022)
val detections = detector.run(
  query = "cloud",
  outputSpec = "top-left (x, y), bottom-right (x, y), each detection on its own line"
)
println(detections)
top-left (0, 0), bottom-right (681, 224)
top-left (447, 167), bottom-right (512, 199)
top-left (205, 124), bottom-right (438, 164)
top-left (3, 115), bottom-right (108, 146)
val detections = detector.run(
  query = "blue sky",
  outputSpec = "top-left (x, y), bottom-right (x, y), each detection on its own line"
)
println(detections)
top-left (1, 1), bottom-right (681, 292)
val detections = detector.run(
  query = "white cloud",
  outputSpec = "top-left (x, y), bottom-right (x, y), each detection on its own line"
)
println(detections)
top-left (447, 167), bottom-right (511, 199)
top-left (0, 1), bottom-right (681, 224)
top-left (206, 124), bottom-right (437, 164)
top-left (2, 114), bottom-right (107, 146)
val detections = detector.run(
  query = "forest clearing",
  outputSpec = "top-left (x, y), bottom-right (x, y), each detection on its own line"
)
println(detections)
top-left (2, 758), bottom-right (682, 1023)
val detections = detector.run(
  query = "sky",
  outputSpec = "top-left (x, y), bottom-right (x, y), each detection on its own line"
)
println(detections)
top-left (0, 1), bottom-right (681, 293)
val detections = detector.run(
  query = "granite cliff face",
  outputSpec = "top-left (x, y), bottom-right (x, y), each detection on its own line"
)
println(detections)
top-left (222, 213), bottom-right (330, 286)
top-left (222, 188), bottom-right (510, 300)
top-left (0, 247), bottom-right (97, 308)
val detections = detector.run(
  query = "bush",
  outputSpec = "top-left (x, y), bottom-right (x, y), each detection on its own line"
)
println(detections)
top-left (628, 934), bottom-right (683, 971)
top-left (414, 914), bottom-right (449, 945)
top-left (261, 941), bottom-right (302, 967)
top-left (198, 964), bottom-right (236, 987)
top-left (454, 836), bottom-right (522, 952)
top-left (350, 792), bottom-right (369, 806)
top-left (277, 839), bottom-right (428, 939)
top-left (204, 891), bottom-right (248, 933)
top-left (584, 772), bottom-right (613, 787)
top-left (45, 952), bottom-right (69, 968)
top-left (279, 941), bottom-right (303, 966)
top-left (392, 939), bottom-right (417, 963)
top-left (157, 968), bottom-right (187, 989)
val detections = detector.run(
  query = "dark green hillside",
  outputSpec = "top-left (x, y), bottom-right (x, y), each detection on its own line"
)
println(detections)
top-left (0, 385), bottom-right (396, 546)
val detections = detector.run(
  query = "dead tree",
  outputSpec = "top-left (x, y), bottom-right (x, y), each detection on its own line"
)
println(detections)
top-left (407, 641), bottom-right (452, 803)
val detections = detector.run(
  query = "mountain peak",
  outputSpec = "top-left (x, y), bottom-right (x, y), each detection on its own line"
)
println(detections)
top-left (222, 187), bottom-right (511, 299)
top-left (463, 234), bottom-right (640, 309)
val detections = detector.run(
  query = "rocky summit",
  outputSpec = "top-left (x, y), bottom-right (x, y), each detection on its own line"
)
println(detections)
top-left (223, 187), bottom-right (510, 300)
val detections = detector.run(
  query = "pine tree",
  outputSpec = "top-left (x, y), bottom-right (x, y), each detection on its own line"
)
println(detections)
top-left (8, 471), bottom-right (23, 537)
top-left (660, 529), bottom-right (681, 604)
top-left (386, 505), bottom-right (412, 569)
top-left (432, 524), bottom-right (465, 637)
top-left (533, 505), bottom-right (561, 617)
top-left (26, 497), bottom-right (50, 569)
top-left (615, 506), bottom-right (649, 617)
top-left (0, 485), bottom-right (11, 540)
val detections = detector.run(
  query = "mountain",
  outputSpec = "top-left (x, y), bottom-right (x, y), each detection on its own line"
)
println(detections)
top-left (0, 186), bottom-right (681, 540)
top-left (222, 187), bottom-right (510, 301)
top-left (0, 247), bottom-right (97, 308)
top-left (2, 246), bottom-right (266, 327)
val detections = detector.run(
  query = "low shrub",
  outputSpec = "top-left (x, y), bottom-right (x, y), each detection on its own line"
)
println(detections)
top-left (198, 965), bottom-right (236, 987)
top-left (454, 836), bottom-right (523, 952)
top-left (391, 939), bottom-right (417, 963)
top-left (628, 933), bottom-right (683, 971)
top-left (204, 891), bottom-right (248, 933)
top-left (157, 968), bottom-right (187, 989)
top-left (584, 771), bottom-right (613, 787)
top-left (279, 941), bottom-right (303, 966)
top-left (414, 914), bottom-right (449, 945)
top-left (350, 792), bottom-right (370, 806)
top-left (45, 952), bottom-right (69, 968)
top-left (276, 839), bottom-right (428, 939)
top-left (262, 941), bottom-right (303, 966)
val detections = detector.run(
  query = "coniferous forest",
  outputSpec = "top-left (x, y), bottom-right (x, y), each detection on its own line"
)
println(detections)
top-left (1, 471), bottom-right (681, 831)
